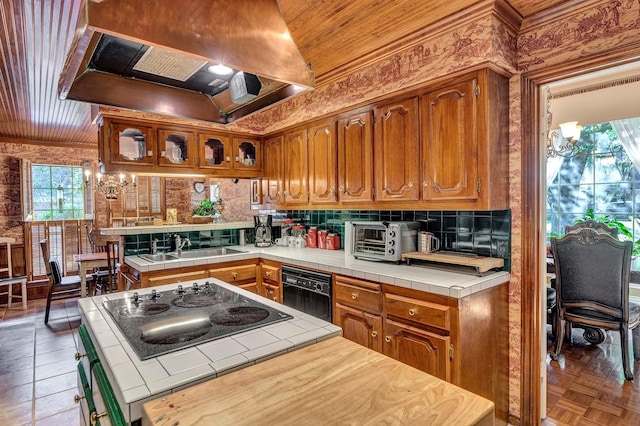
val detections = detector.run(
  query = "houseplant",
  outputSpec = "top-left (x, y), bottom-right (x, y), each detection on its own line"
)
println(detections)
top-left (191, 199), bottom-right (216, 223)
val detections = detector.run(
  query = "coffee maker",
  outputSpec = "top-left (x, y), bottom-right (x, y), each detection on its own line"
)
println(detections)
top-left (254, 214), bottom-right (273, 247)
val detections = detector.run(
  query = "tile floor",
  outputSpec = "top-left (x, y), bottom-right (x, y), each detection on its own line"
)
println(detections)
top-left (0, 297), bottom-right (82, 426)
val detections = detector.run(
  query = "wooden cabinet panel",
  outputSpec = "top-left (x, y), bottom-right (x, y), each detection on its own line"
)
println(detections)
top-left (209, 264), bottom-right (257, 283)
top-left (233, 137), bottom-right (261, 172)
top-left (385, 293), bottom-right (451, 331)
top-left (147, 270), bottom-right (208, 287)
top-left (338, 110), bottom-right (374, 203)
top-left (263, 283), bottom-right (281, 303)
top-left (198, 132), bottom-right (232, 171)
top-left (238, 282), bottom-right (259, 294)
top-left (261, 264), bottom-right (280, 284)
top-left (262, 135), bottom-right (285, 206)
top-left (374, 97), bottom-right (420, 202)
top-left (107, 120), bottom-right (156, 167)
top-left (334, 303), bottom-right (383, 352)
top-left (334, 276), bottom-right (382, 313)
top-left (421, 78), bottom-right (478, 202)
top-left (158, 128), bottom-right (197, 168)
top-left (283, 128), bottom-right (309, 205)
top-left (383, 317), bottom-right (451, 381)
top-left (308, 120), bottom-right (338, 204)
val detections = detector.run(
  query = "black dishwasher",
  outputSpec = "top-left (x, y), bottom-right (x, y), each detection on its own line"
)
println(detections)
top-left (281, 265), bottom-right (332, 322)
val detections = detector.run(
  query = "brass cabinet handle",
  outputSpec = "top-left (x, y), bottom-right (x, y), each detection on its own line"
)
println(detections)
top-left (351, 293), bottom-right (358, 299)
top-left (408, 181), bottom-right (414, 188)
top-left (74, 394), bottom-right (85, 404)
top-left (423, 180), bottom-right (429, 187)
top-left (272, 296), bottom-right (277, 301)
top-left (75, 352), bottom-right (86, 361)
top-left (409, 309), bottom-right (415, 316)
top-left (385, 336), bottom-right (391, 343)
top-left (371, 331), bottom-right (378, 338)
top-left (330, 187), bottom-right (335, 193)
top-left (265, 271), bottom-right (272, 277)
top-left (338, 186), bottom-right (345, 193)
top-left (232, 272), bottom-right (237, 279)
top-left (91, 411), bottom-right (107, 425)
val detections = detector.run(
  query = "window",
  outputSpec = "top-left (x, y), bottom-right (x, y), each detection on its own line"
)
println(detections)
top-left (31, 164), bottom-right (85, 220)
top-left (546, 121), bottom-right (638, 243)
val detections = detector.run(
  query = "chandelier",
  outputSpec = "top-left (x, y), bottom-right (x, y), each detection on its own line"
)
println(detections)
top-left (547, 121), bottom-right (583, 159)
top-left (85, 171), bottom-right (136, 200)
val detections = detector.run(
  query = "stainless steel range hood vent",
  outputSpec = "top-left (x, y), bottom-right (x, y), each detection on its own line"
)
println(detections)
top-left (58, 0), bottom-right (314, 124)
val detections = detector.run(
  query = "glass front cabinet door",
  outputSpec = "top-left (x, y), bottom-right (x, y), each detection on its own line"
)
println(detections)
top-left (158, 128), bottom-right (196, 168)
top-left (199, 133), bottom-right (232, 171)
top-left (233, 137), bottom-right (261, 171)
top-left (108, 121), bottom-right (155, 167)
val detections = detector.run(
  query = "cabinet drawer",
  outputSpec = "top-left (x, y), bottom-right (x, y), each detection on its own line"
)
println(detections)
top-left (384, 293), bottom-right (450, 331)
top-left (334, 277), bottom-right (382, 313)
top-left (209, 264), bottom-right (256, 282)
top-left (263, 283), bottom-right (281, 303)
top-left (147, 271), bottom-right (208, 287)
top-left (261, 264), bottom-right (280, 284)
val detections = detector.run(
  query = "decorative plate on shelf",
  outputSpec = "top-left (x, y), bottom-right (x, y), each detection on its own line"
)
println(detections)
top-left (194, 182), bottom-right (205, 193)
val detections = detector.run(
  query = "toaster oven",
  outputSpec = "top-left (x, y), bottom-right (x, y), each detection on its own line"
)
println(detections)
top-left (350, 221), bottom-right (419, 263)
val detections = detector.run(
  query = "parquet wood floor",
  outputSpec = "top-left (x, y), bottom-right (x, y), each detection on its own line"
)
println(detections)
top-left (544, 327), bottom-right (640, 425)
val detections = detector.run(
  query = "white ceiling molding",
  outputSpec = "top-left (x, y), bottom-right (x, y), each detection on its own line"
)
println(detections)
top-left (547, 61), bottom-right (640, 129)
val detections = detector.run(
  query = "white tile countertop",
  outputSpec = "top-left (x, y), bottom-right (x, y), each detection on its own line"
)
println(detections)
top-left (78, 279), bottom-right (341, 423)
top-left (125, 246), bottom-right (511, 299)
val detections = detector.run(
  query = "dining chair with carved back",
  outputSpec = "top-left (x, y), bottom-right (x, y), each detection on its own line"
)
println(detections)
top-left (40, 238), bottom-right (85, 324)
top-left (550, 227), bottom-right (640, 380)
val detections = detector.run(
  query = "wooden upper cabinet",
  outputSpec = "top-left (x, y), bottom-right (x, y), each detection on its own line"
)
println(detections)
top-left (308, 120), bottom-right (338, 204)
top-left (338, 110), bottom-right (374, 203)
top-left (421, 78), bottom-right (478, 202)
top-left (157, 128), bottom-right (197, 168)
top-left (421, 69), bottom-right (508, 210)
top-left (373, 97), bottom-right (420, 202)
top-left (283, 128), bottom-right (309, 205)
top-left (106, 120), bottom-right (156, 167)
top-left (262, 135), bottom-right (285, 206)
top-left (198, 133), bottom-right (232, 171)
top-left (233, 137), bottom-right (261, 172)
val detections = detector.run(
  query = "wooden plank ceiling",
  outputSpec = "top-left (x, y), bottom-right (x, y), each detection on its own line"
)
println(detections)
top-left (0, 0), bottom-right (569, 148)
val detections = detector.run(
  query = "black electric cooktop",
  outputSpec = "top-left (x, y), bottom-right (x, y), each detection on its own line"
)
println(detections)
top-left (102, 281), bottom-right (293, 360)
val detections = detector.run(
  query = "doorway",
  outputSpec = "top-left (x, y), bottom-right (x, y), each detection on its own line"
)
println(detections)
top-left (539, 60), bottom-right (640, 422)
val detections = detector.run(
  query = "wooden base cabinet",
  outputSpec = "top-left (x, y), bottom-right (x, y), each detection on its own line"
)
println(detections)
top-left (259, 260), bottom-right (282, 303)
top-left (334, 303), bottom-right (382, 352)
top-left (382, 317), bottom-right (451, 381)
top-left (332, 275), bottom-right (509, 425)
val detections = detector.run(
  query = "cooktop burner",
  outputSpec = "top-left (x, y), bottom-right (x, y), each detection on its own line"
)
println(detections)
top-left (103, 282), bottom-right (293, 360)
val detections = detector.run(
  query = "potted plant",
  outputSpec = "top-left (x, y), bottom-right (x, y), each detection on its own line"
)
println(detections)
top-left (191, 199), bottom-right (216, 223)
top-left (574, 209), bottom-right (640, 256)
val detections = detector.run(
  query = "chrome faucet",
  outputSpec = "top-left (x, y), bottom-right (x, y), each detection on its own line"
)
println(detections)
top-left (174, 234), bottom-right (191, 255)
top-left (151, 238), bottom-right (158, 255)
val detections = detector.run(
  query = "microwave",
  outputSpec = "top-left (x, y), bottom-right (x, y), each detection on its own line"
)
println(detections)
top-left (349, 221), bottom-right (419, 263)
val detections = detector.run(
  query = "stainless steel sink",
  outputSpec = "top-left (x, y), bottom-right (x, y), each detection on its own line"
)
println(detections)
top-left (139, 253), bottom-right (180, 262)
top-left (177, 248), bottom-right (246, 258)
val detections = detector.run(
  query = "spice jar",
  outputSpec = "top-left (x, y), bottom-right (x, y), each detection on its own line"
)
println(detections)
top-left (327, 233), bottom-right (340, 250)
top-left (318, 230), bottom-right (328, 249)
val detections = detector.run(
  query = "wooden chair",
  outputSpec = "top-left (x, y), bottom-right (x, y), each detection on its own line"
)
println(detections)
top-left (0, 237), bottom-right (27, 310)
top-left (40, 238), bottom-right (83, 324)
top-left (550, 227), bottom-right (640, 380)
top-left (105, 240), bottom-right (119, 293)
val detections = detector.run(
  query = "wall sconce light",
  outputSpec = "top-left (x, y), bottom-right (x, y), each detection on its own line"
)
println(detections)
top-left (547, 121), bottom-right (583, 158)
top-left (56, 184), bottom-right (64, 213)
top-left (85, 171), bottom-right (136, 200)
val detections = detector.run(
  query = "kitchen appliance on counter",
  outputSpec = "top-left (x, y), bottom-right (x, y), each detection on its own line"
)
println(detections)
top-left (350, 221), bottom-right (420, 263)
top-left (102, 282), bottom-right (292, 360)
top-left (282, 265), bottom-right (332, 322)
top-left (254, 214), bottom-right (273, 247)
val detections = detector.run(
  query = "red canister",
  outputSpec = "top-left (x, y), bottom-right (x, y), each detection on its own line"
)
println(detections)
top-left (318, 230), bottom-right (328, 249)
top-left (327, 233), bottom-right (340, 250)
top-left (307, 227), bottom-right (318, 248)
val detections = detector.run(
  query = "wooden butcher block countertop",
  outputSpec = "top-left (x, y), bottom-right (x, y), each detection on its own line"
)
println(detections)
top-left (142, 337), bottom-right (494, 426)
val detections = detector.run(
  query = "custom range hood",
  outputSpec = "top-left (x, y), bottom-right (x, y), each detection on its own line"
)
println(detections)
top-left (59, 0), bottom-right (314, 124)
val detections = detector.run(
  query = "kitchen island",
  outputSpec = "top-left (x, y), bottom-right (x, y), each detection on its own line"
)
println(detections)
top-left (77, 279), bottom-right (341, 424)
top-left (142, 336), bottom-right (495, 426)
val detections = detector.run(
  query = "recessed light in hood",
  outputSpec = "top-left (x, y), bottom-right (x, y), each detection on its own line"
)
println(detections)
top-left (58, 0), bottom-right (314, 124)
